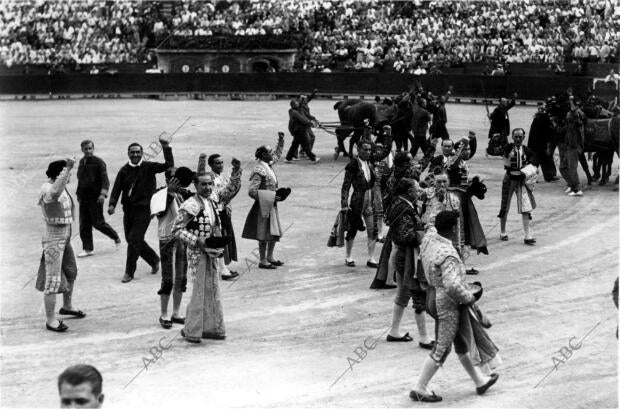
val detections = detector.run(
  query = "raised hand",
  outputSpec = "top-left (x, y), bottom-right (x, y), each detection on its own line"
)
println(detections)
top-left (167, 177), bottom-right (180, 193)
top-left (231, 157), bottom-right (241, 170)
top-left (159, 133), bottom-right (171, 146)
top-left (65, 157), bottom-right (76, 169)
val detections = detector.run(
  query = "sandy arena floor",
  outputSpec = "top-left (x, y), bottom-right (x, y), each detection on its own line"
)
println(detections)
top-left (0, 99), bottom-right (617, 408)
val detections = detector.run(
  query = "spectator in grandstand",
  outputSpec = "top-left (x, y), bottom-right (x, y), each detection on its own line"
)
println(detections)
top-left (491, 64), bottom-right (505, 76)
top-left (2, 0), bottom-right (619, 70)
top-left (145, 64), bottom-right (162, 73)
top-left (604, 69), bottom-right (620, 86)
top-left (413, 65), bottom-right (427, 76)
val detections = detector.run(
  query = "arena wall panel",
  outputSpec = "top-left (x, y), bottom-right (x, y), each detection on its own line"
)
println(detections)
top-left (0, 73), bottom-right (614, 101)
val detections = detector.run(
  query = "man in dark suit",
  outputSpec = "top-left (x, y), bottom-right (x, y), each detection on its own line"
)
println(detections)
top-left (108, 136), bottom-right (174, 283)
top-left (428, 95), bottom-right (450, 140)
top-left (341, 125), bottom-right (392, 268)
top-left (428, 139), bottom-right (455, 175)
top-left (76, 140), bottom-right (120, 257)
top-left (488, 94), bottom-right (517, 151)
top-left (285, 99), bottom-right (319, 163)
top-left (410, 98), bottom-right (432, 158)
top-left (527, 106), bottom-right (559, 182)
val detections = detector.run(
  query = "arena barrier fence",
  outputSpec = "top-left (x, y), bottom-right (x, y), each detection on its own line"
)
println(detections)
top-left (0, 73), bottom-right (616, 101)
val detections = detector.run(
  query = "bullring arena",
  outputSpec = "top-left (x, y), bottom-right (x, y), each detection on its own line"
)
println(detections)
top-left (0, 98), bottom-right (617, 408)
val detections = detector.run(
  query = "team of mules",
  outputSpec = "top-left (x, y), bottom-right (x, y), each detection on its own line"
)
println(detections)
top-left (328, 96), bottom-right (618, 185)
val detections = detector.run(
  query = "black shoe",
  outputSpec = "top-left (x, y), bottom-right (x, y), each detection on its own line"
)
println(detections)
top-left (58, 308), bottom-right (86, 318)
top-left (386, 332), bottom-right (413, 342)
top-left (345, 259), bottom-right (355, 267)
top-left (121, 274), bottom-right (133, 283)
top-left (46, 320), bottom-right (68, 332)
top-left (258, 263), bottom-right (277, 269)
top-left (181, 329), bottom-right (201, 343)
top-left (524, 238), bottom-right (536, 245)
top-left (366, 260), bottom-right (378, 268)
top-left (221, 271), bottom-right (239, 281)
top-left (409, 390), bottom-right (442, 402)
top-left (476, 373), bottom-right (499, 395)
top-left (466, 268), bottom-right (479, 275)
top-left (171, 316), bottom-right (185, 325)
top-left (419, 340), bottom-right (436, 350)
top-left (267, 260), bottom-right (284, 266)
top-left (370, 279), bottom-right (396, 289)
top-left (202, 332), bottom-right (226, 340)
top-left (500, 234), bottom-right (509, 241)
top-left (159, 317), bottom-right (172, 329)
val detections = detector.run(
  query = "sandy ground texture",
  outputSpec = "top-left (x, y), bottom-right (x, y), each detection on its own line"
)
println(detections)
top-left (0, 99), bottom-right (617, 409)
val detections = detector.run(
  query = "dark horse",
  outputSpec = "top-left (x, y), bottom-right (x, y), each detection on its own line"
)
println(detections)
top-left (333, 99), bottom-right (396, 158)
top-left (585, 116), bottom-right (620, 185)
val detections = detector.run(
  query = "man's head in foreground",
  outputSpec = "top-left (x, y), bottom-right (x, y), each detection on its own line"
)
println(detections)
top-left (58, 365), bottom-right (104, 408)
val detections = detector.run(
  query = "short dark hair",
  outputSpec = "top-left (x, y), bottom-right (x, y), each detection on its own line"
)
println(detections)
top-left (80, 140), bottom-right (94, 149)
top-left (255, 145), bottom-right (269, 160)
top-left (512, 128), bottom-right (526, 136)
top-left (170, 166), bottom-right (195, 187)
top-left (208, 154), bottom-right (221, 167)
top-left (58, 365), bottom-right (102, 396)
top-left (393, 151), bottom-right (411, 168)
top-left (435, 210), bottom-right (459, 234)
top-left (394, 178), bottom-right (416, 196)
top-left (128, 142), bottom-right (142, 152)
top-left (46, 160), bottom-right (67, 179)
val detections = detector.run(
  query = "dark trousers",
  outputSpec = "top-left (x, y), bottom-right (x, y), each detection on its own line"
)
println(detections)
top-left (431, 124), bottom-right (449, 140)
top-left (79, 197), bottom-right (120, 251)
top-left (296, 129), bottom-right (316, 157)
top-left (286, 129), bottom-right (316, 161)
top-left (593, 151), bottom-right (613, 182)
top-left (158, 239), bottom-right (187, 296)
top-left (558, 144), bottom-right (581, 191)
top-left (123, 206), bottom-right (159, 277)
top-left (410, 135), bottom-right (429, 157)
top-left (306, 128), bottom-right (316, 151)
top-left (392, 127), bottom-right (410, 151)
top-left (532, 148), bottom-right (557, 181)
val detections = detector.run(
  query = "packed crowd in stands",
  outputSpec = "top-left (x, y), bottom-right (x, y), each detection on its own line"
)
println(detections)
top-left (0, 0), bottom-right (618, 72)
